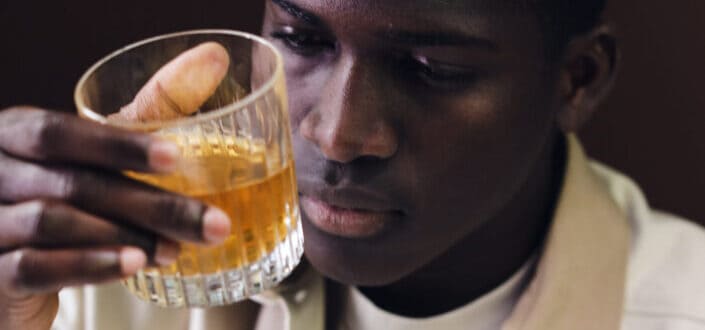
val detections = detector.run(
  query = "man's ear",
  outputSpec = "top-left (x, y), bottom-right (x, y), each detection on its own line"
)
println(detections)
top-left (557, 24), bottom-right (619, 133)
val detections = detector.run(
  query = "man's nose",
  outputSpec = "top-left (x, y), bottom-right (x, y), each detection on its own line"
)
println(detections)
top-left (299, 56), bottom-right (398, 163)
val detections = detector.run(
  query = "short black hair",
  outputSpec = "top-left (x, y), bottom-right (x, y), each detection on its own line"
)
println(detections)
top-left (532, 0), bottom-right (608, 57)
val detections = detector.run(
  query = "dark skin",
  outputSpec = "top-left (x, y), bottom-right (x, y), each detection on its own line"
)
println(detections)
top-left (263, 0), bottom-right (617, 317)
top-left (0, 0), bottom-right (617, 327)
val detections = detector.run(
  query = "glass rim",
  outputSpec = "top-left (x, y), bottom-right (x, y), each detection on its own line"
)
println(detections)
top-left (74, 29), bottom-right (284, 130)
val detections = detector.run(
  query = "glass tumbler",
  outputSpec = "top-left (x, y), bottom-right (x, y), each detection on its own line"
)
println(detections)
top-left (74, 30), bottom-right (303, 308)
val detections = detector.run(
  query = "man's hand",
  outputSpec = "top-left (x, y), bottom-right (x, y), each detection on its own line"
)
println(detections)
top-left (0, 42), bottom-right (230, 330)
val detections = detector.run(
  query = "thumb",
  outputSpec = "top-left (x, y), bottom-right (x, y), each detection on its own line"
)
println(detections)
top-left (111, 42), bottom-right (230, 122)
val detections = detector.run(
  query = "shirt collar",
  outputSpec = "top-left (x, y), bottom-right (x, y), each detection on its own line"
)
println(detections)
top-left (339, 254), bottom-right (538, 330)
top-left (501, 135), bottom-right (631, 330)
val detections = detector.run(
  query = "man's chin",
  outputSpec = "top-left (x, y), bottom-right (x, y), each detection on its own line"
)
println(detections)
top-left (301, 216), bottom-right (415, 286)
top-left (304, 251), bottom-right (407, 287)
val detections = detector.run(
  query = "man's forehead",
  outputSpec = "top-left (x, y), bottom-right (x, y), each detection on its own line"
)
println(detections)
top-left (268, 0), bottom-right (536, 35)
top-left (274, 0), bottom-right (531, 15)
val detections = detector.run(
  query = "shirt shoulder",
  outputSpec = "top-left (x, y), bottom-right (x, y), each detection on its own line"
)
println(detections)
top-left (624, 210), bottom-right (705, 328)
top-left (590, 162), bottom-right (705, 328)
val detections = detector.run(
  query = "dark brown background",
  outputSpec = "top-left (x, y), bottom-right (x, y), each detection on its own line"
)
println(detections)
top-left (581, 0), bottom-right (705, 223)
top-left (1, 1), bottom-right (703, 223)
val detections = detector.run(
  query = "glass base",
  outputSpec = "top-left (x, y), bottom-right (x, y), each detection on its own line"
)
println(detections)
top-left (124, 222), bottom-right (304, 308)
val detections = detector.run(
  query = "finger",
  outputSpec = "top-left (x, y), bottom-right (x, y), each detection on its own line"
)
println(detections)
top-left (111, 42), bottom-right (230, 122)
top-left (0, 201), bottom-right (179, 266)
top-left (0, 154), bottom-right (231, 245)
top-left (0, 247), bottom-right (146, 296)
top-left (0, 108), bottom-right (180, 173)
top-left (0, 200), bottom-right (152, 250)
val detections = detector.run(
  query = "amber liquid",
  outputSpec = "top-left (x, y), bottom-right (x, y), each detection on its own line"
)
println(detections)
top-left (125, 135), bottom-right (301, 307)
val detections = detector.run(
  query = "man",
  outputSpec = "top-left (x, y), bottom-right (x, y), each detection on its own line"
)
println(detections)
top-left (1, 0), bottom-right (704, 329)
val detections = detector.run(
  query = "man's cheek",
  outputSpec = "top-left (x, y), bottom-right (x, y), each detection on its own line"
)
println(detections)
top-left (285, 70), bottom-right (330, 130)
top-left (286, 86), bottom-right (313, 131)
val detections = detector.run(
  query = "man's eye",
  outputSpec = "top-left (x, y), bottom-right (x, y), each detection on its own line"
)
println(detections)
top-left (270, 29), bottom-right (335, 56)
top-left (419, 65), bottom-right (474, 82)
top-left (411, 56), bottom-right (479, 89)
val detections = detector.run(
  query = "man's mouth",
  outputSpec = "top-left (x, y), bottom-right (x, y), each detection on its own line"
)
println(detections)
top-left (300, 195), bottom-right (402, 239)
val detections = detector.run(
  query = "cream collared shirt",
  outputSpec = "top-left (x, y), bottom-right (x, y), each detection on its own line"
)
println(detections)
top-left (336, 254), bottom-right (537, 330)
top-left (52, 136), bottom-right (705, 330)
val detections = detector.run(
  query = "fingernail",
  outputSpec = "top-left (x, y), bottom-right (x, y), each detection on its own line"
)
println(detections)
top-left (120, 247), bottom-right (147, 275)
top-left (155, 240), bottom-right (181, 266)
top-left (203, 207), bottom-right (231, 244)
top-left (148, 139), bottom-right (180, 173)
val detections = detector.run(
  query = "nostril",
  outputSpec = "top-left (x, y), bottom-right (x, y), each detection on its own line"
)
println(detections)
top-left (323, 160), bottom-right (345, 185)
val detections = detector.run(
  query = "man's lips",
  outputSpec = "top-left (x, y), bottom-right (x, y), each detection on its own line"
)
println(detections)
top-left (300, 196), bottom-right (402, 239)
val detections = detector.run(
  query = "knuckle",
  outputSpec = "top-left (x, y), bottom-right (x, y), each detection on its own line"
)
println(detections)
top-left (55, 169), bottom-right (80, 201)
top-left (32, 112), bottom-right (68, 158)
top-left (0, 107), bottom-right (59, 156)
top-left (0, 152), bottom-right (10, 195)
top-left (0, 155), bottom-right (80, 203)
top-left (0, 107), bottom-right (47, 157)
top-left (0, 156), bottom-right (37, 203)
top-left (0, 106), bottom-right (40, 124)
top-left (72, 251), bottom-right (92, 271)
top-left (153, 195), bottom-right (202, 236)
top-left (26, 200), bottom-right (64, 242)
top-left (8, 248), bottom-right (37, 293)
top-left (17, 201), bottom-right (47, 243)
top-left (59, 170), bottom-right (103, 202)
top-left (156, 195), bottom-right (189, 225)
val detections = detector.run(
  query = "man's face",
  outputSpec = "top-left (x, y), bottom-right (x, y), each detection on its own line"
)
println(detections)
top-left (262, 0), bottom-right (563, 285)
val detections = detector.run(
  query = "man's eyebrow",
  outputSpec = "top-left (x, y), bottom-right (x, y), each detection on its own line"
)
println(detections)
top-left (269, 0), bottom-right (497, 51)
top-left (271, 0), bottom-right (323, 26)
top-left (380, 30), bottom-right (499, 51)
